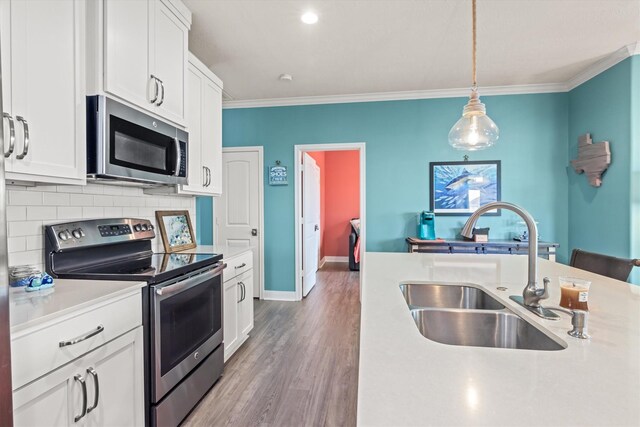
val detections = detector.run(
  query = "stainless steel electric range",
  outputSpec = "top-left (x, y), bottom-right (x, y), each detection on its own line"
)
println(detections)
top-left (45, 218), bottom-right (225, 427)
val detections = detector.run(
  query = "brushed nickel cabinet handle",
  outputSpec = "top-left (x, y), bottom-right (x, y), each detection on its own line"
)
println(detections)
top-left (203, 166), bottom-right (207, 187)
top-left (150, 75), bottom-right (159, 104)
top-left (15, 116), bottom-right (29, 159)
top-left (86, 367), bottom-right (99, 413)
top-left (74, 374), bottom-right (88, 422)
top-left (157, 79), bottom-right (165, 106)
top-left (3, 113), bottom-right (15, 158)
top-left (234, 263), bottom-right (246, 269)
top-left (59, 325), bottom-right (104, 348)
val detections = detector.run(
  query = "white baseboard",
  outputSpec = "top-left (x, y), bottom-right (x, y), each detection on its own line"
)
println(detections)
top-left (324, 256), bottom-right (349, 263)
top-left (262, 290), bottom-right (298, 301)
top-left (319, 257), bottom-right (327, 269)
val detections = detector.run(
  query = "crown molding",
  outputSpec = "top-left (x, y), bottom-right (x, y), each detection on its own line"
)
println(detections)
top-left (222, 41), bottom-right (640, 110)
top-left (222, 83), bottom-right (565, 109)
top-left (565, 41), bottom-right (640, 90)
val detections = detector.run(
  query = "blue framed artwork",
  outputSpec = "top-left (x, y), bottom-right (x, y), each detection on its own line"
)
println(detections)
top-left (269, 165), bottom-right (288, 185)
top-left (429, 160), bottom-right (501, 216)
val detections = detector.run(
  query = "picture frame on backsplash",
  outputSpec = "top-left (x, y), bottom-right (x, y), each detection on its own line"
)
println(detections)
top-left (429, 160), bottom-right (501, 216)
top-left (155, 210), bottom-right (197, 253)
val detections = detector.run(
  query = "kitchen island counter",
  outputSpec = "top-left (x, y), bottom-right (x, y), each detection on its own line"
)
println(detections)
top-left (358, 252), bottom-right (640, 426)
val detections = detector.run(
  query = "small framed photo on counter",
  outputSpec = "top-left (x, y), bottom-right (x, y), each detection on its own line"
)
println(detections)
top-left (155, 210), bottom-right (197, 253)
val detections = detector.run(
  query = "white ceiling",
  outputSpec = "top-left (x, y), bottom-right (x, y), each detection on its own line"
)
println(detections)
top-left (183, 0), bottom-right (640, 103)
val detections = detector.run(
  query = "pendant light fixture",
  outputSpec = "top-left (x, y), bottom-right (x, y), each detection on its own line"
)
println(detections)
top-left (448, 0), bottom-right (499, 151)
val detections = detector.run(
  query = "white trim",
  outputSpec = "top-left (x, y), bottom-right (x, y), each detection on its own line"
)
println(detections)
top-left (262, 290), bottom-right (298, 301)
top-left (319, 257), bottom-right (327, 269)
top-left (294, 142), bottom-right (366, 302)
top-left (223, 83), bottom-right (564, 109)
top-left (222, 41), bottom-right (640, 109)
top-left (219, 146), bottom-right (265, 301)
top-left (323, 256), bottom-right (349, 263)
top-left (566, 42), bottom-right (640, 90)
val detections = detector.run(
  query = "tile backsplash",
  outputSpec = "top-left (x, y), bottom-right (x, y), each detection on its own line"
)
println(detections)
top-left (6, 183), bottom-right (195, 269)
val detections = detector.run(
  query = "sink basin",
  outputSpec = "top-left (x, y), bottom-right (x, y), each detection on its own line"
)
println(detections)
top-left (411, 309), bottom-right (566, 351)
top-left (400, 283), bottom-right (505, 310)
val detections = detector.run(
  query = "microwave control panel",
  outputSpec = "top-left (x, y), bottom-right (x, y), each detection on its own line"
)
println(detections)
top-left (178, 140), bottom-right (187, 178)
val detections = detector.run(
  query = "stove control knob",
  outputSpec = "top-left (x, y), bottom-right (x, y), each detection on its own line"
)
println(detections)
top-left (72, 229), bottom-right (82, 239)
top-left (134, 224), bottom-right (142, 232)
top-left (58, 231), bottom-right (69, 241)
top-left (141, 224), bottom-right (148, 231)
top-left (79, 229), bottom-right (85, 237)
top-left (149, 224), bottom-right (155, 230)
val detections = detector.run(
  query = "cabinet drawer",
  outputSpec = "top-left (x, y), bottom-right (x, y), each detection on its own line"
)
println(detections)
top-left (11, 291), bottom-right (142, 390)
top-left (223, 251), bottom-right (253, 283)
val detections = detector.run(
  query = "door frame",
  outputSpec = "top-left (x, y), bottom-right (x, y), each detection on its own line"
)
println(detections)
top-left (217, 146), bottom-right (265, 300)
top-left (294, 142), bottom-right (366, 301)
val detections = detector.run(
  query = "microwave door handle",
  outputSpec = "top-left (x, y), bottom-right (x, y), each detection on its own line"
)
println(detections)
top-left (173, 137), bottom-right (180, 176)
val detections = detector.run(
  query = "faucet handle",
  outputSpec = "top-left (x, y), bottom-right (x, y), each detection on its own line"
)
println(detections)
top-left (539, 277), bottom-right (551, 301)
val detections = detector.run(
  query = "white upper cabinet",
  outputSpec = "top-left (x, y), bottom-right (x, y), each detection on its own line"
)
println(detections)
top-left (0, 0), bottom-right (86, 185)
top-left (94, 0), bottom-right (190, 127)
top-left (149, 52), bottom-right (222, 197)
top-left (103, 0), bottom-right (151, 110)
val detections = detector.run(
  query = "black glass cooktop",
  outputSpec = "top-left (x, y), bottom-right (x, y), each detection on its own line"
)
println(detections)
top-left (61, 252), bottom-right (223, 284)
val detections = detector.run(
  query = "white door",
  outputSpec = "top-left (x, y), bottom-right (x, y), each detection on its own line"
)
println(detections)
top-left (302, 153), bottom-right (320, 297)
top-left (184, 64), bottom-right (204, 192)
top-left (216, 149), bottom-right (262, 298)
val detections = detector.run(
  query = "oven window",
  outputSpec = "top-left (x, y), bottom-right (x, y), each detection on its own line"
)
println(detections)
top-left (109, 115), bottom-right (176, 175)
top-left (159, 278), bottom-right (221, 376)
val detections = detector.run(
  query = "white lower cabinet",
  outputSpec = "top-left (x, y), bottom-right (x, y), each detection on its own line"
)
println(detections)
top-left (223, 251), bottom-right (254, 361)
top-left (11, 290), bottom-right (145, 427)
top-left (13, 327), bottom-right (144, 427)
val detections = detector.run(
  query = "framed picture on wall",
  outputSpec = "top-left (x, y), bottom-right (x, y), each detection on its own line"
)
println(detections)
top-left (429, 160), bottom-right (501, 216)
top-left (155, 210), bottom-right (197, 252)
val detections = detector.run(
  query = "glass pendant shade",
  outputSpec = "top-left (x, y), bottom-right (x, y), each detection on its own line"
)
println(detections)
top-left (448, 90), bottom-right (499, 151)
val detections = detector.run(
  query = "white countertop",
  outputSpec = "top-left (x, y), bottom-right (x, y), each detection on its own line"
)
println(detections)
top-left (174, 244), bottom-right (253, 260)
top-left (358, 252), bottom-right (640, 426)
top-left (10, 279), bottom-right (146, 334)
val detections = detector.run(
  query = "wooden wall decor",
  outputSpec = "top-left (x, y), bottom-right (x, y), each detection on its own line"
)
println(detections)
top-left (571, 133), bottom-right (611, 187)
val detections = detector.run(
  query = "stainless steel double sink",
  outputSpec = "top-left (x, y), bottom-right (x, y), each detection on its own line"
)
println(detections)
top-left (400, 283), bottom-right (566, 351)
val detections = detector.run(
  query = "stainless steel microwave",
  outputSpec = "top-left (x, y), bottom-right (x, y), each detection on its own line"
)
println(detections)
top-left (86, 96), bottom-right (188, 185)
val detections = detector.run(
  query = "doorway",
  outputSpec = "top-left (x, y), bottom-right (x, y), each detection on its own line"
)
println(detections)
top-left (215, 147), bottom-right (265, 299)
top-left (294, 143), bottom-right (366, 301)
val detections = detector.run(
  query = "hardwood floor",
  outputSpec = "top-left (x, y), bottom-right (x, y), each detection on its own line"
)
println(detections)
top-left (184, 262), bottom-right (361, 427)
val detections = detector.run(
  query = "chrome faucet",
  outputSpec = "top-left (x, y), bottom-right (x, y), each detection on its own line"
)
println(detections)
top-left (461, 201), bottom-right (559, 320)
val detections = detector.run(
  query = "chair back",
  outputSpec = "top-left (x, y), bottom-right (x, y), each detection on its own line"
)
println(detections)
top-left (570, 249), bottom-right (640, 282)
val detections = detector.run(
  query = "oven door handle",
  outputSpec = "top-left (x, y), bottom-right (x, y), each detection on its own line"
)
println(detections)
top-left (155, 262), bottom-right (226, 297)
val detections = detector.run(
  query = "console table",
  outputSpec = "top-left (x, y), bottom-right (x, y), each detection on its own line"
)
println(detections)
top-left (406, 237), bottom-right (559, 261)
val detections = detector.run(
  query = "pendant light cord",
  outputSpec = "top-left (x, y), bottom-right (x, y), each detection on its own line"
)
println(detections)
top-left (472, 0), bottom-right (477, 91)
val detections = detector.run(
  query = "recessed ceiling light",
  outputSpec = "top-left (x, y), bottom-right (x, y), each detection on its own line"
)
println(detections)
top-left (301, 11), bottom-right (318, 25)
top-left (279, 74), bottom-right (293, 82)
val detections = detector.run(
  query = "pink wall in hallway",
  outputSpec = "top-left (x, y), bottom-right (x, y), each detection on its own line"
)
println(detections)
top-left (324, 150), bottom-right (360, 257)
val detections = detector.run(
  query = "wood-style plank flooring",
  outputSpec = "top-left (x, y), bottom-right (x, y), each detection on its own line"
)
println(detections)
top-left (184, 262), bottom-right (360, 427)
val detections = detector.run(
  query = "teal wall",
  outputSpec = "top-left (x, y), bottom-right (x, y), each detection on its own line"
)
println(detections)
top-left (195, 196), bottom-right (214, 245)
top-left (212, 93), bottom-right (569, 292)
top-left (568, 58), bottom-right (632, 261)
top-left (630, 56), bottom-right (640, 284)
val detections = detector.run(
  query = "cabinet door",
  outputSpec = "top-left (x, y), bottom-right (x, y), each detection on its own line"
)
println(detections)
top-left (104, 0), bottom-right (152, 110)
top-left (84, 327), bottom-right (144, 427)
top-left (183, 63), bottom-right (204, 192)
top-left (201, 79), bottom-right (223, 196)
top-left (223, 279), bottom-right (239, 360)
top-left (5, 0), bottom-right (85, 182)
top-left (13, 373), bottom-right (75, 427)
top-left (151, 0), bottom-right (187, 125)
top-left (238, 272), bottom-right (254, 337)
